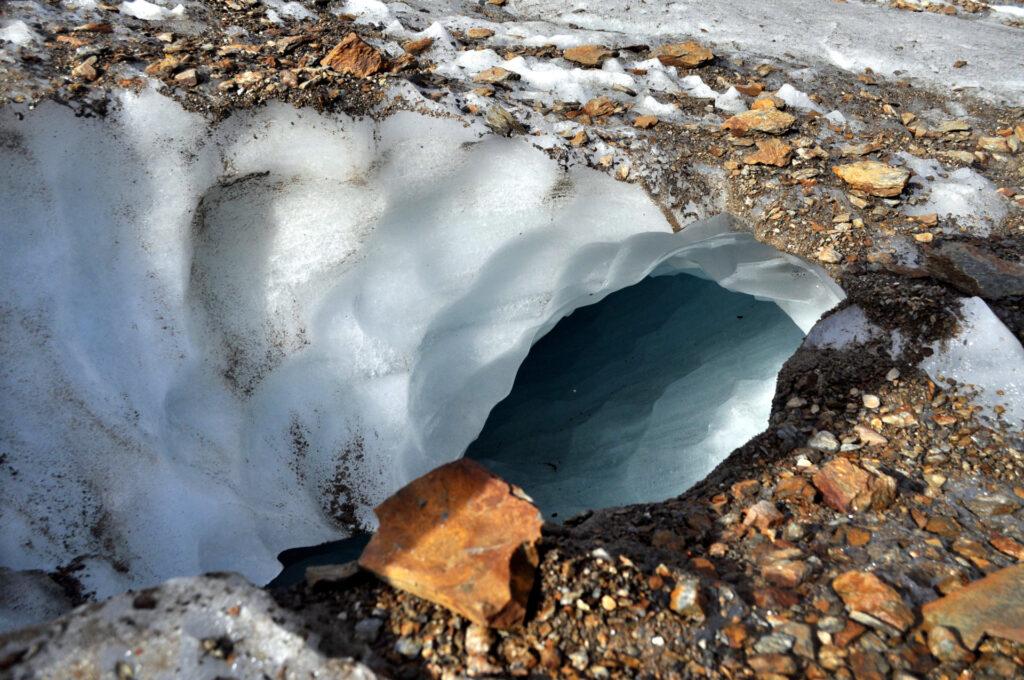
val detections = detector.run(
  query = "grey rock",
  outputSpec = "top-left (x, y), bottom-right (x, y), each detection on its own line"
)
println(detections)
top-left (0, 574), bottom-right (378, 680)
top-left (754, 632), bottom-right (794, 654)
top-left (925, 242), bottom-right (1024, 300)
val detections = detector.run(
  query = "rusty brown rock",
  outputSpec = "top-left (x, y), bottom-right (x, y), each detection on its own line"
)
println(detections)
top-left (832, 161), bottom-right (911, 197)
top-left (633, 115), bottom-right (659, 129)
top-left (656, 41), bottom-right (714, 68)
top-left (812, 457), bottom-right (895, 513)
top-left (359, 459), bottom-right (543, 629)
top-left (721, 108), bottom-right (796, 135)
top-left (743, 500), bottom-right (783, 531)
top-left (990, 534), bottom-right (1024, 561)
top-left (321, 32), bottom-right (385, 78)
top-left (922, 564), bottom-right (1024, 648)
top-left (402, 37), bottom-right (434, 55)
top-left (563, 44), bottom-right (613, 67)
top-left (744, 138), bottom-right (793, 167)
top-left (833, 571), bottom-right (915, 633)
top-left (466, 27), bottom-right (495, 39)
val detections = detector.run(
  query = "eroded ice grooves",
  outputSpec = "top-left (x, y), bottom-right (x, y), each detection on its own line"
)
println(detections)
top-left (0, 89), bottom-right (842, 596)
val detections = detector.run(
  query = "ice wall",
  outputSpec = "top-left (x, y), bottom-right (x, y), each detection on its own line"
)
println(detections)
top-left (0, 88), bottom-right (843, 596)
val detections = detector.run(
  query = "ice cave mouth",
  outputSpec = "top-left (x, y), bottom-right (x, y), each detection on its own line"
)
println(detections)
top-left (465, 271), bottom-right (805, 521)
top-left (270, 271), bottom-right (806, 587)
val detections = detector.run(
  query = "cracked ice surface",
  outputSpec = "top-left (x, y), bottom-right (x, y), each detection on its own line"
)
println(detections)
top-left (0, 87), bottom-right (842, 595)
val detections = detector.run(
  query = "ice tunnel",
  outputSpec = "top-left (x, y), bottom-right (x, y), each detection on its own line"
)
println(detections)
top-left (466, 271), bottom-right (805, 521)
top-left (0, 88), bottom-right (843, 598)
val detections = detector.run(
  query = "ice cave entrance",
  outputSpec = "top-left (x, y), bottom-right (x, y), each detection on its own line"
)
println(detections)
top-left (465, 271), bottom-right (804, 521)
top-left (272, 270), bottom-right (805, 585)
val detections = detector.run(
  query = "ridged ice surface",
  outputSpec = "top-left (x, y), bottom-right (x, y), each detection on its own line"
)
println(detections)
top-left (467, 274), bottom-right (804, 520)
top-left (0, 88), bottom-right (842, 596)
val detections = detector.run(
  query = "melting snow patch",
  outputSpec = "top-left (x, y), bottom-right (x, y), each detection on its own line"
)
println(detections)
top-left (0, 20), bottom-right (42, 46)
top-left (921, 297), bottom-right (1024, 427)
top-left (803, 305), bottom-right (883, 350)
top-left (777, 83), bottom-right (821, 112)
top-left (900, 154), bottom-right (1007, 235)
top-left (120, 0), bottom-right (186, 21)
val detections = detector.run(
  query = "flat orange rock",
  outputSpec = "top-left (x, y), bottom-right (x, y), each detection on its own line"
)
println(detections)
top-left (922, 563), bottom-right (1024, 649)
top-left (359, 459), bottom-right (543, 629)
top-left (320, 33), bottom-right (385, 78)
top-left (656, 41), bottom-right (714, 68)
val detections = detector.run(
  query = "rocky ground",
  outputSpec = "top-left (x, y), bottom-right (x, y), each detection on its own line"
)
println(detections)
top-left (2, 0), bottom-right (1024, 677)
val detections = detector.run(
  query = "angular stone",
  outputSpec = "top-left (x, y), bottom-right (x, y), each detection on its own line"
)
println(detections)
top-left (656, 41), bottom-right (714, 68)
top-left (925, 242), bottom-right (1024, 300)
top-left (752, 94), bottom-right (785, 110)
top-left (744, 500), bottom-right (784, 531)
top-left (563, 44), bottom-right (613, 67)
top-left (832, 161), bottom-right (911, 197)
top-left (813, 457), bottom-right (895, 513)
top-left (747, 653), bottom-right (797, 676)
top-left (583, 96), bottom-right (616, 117)
top-left (927, 625), bottom-right (972, 663)
top-left (808, 430), bottom-right (839, 452)
top-left (321, 33), bottom-right (385, 78)
top-left (744, 138), bottom-right (793, 167)
top-left (833, 571), bottom-right (914, 632)
top-left (633, 114), bottom-right (659, 129)
top-left (173, 68), bottom-right (198, 87)
top-left (922, 564), bottom-right (1024, 648)
top-left (990, 534), bottom-right (1024, 561)
top-left (853, 424), bottom-right (887, 447)
top-left (473, 66), bottom-right (518, 84)
top-left (402, 37), bottom-right (434, 55)
top-left (762, 556), bottom-right (808, 588)
top-left (484, 105), bottom-right (525, 137)
top-left (669, 576), bottom-right (705, 621)
top-left (359, 459), bottom-right (543, 629)
top-left (721, 108), bottom-right (796, 135)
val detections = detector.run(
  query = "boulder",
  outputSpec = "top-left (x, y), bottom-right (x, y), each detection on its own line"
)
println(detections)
top-left (359, 459), bottom-right (543, 629)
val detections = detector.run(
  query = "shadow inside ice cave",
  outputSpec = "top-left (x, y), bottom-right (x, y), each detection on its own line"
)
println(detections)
top-left (465, 272), bottom-right (804, 521)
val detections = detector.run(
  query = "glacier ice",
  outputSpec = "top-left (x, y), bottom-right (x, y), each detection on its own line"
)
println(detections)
top-left (0, 87), bottom-right (843, 597)
top-left (466, 273), bottom-right (805, 521)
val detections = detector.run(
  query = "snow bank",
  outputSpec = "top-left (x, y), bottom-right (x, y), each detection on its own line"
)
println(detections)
top-left (0, 87), bottom-right (842, 595)
top-left (900, 154), bottom-right (1007, 236)
top-left (512, 0), bottom-right (1024, 102)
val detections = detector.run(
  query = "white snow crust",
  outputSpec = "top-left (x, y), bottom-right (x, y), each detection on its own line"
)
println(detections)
top-left (119, 0), bottom-right (186, 21)
top-left (0, 87), bottom-right (844, 595)
top-left (512, 0), bottom-right (1024, 102)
